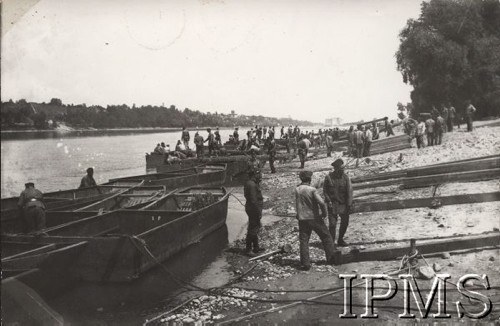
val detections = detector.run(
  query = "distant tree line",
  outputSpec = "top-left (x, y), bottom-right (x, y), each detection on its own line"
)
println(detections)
top-left (1, 98), bottom-right (314, 130)
top-left (396, 0), bottom-right (500, 118)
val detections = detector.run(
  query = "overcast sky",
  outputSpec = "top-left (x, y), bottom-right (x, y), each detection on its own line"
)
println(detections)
top-left (1, 0), bottom-right (422, 123)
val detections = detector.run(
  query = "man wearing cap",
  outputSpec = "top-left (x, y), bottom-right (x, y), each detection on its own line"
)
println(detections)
top-left (243, 170), bottom-right (265, 256)
top-left (204, 128), bottom-right (216, 156)
top-left (194, 132), bottom-right (204, 158)
top-left (295, 170), bottom-right (336, 270)
top-left (323, 159), bottom-right (353, 247)
top-left (214, 127), bottom-right (222, 146)
top-left (233, 127), bottom-right (239, 143)
top-left (18, 182), bottom-right (46, 232)
top-left (79, 167), bottom-right (97, 189)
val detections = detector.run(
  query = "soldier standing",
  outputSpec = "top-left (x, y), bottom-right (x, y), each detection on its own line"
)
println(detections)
top-left (323, 159), bottom-right (353, 247)
top-left (194, 132), bottom-right (204, 158)
top-left (204, 128), bottom-right (216, 156)
top-left (267, 137), bottom-right (277, 174)
top-left (18, 182), bottom-right (46, 233)
top-left (243, 170), bottom-right (265, 256)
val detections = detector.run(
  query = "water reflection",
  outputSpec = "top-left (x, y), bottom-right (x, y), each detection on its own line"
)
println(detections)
top-left (48, 225), bottom-right (231, 324)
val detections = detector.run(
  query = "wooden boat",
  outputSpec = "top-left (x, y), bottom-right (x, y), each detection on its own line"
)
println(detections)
top-left (151, 153), bottom-right (296, 177)
top-left (1, 183), bottom-right (142, 234)
top-left (108, 164), bottom-right (226, 188)
top-left (47, 185), bottom-right (167, 213)
top-left (1, 164), bottom-right (227, 234)
top-left (1, 187), bottom-right (229, 282)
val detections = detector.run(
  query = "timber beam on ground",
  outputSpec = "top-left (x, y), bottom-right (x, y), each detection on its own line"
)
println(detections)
top-left (352, 168), bottom-right (500, 190)
top-left (352, 154), bottom-right (500, 183)
top-left (352, 191), bottom-right (500, 213)
top-left (336, 233), bottom-right (500, 264)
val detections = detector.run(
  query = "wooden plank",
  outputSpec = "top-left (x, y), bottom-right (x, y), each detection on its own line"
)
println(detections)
top-left (353, 192), bottom-right (500, 213)
top-left (406, 156), bottom-right (500, 177)
top-left (403, 168), bottom-right (500, 189)
top-left (338, 233), bottom-right (500, 264)
top-left (370, 143), bottom-right (412, 155)
top-left (352, 154), bottom-right (500, 183)
top-left (353, 168), bottom-right (500, 190)
top-left (2, 244), bottom-right (57, 261)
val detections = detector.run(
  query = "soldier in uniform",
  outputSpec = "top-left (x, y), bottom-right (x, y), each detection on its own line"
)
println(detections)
top-left (214, 127), bottom-right (222, 146)
top-left (204, 128), bottom-right (216, 156)
top-left (194, 132), bottom-right (204, 158)
top-left (79, 167), bottom-right (97, 189)
top-left (18, 182), bottom-right (46, 233)
top-left (243, 170), bottom-right (265, 256)
top-left (323, 159), bottom-right (353, 247)
top-left (267, 137), bottom-right (277, 174)
top-left (233, 127), bottom-right (239, 143)
top-left (246, 148), bottom-right (261, 175)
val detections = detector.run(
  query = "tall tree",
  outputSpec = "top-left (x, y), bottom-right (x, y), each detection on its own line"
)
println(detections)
top-left (396, 0), bottom-right (500, 117)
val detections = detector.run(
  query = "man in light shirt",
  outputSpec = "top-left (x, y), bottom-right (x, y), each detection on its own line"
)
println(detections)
top-left (416, 117), bottom-right (426, 149)
top-left (363, 125), bottom-right (373, 157)
top-left (465, 100), bottom-right (477, 132)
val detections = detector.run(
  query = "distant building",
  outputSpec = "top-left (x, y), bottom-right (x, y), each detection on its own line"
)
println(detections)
top-left (325, 117), bottom-right (342, 126)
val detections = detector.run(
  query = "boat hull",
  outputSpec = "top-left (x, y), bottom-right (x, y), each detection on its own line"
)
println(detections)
top-left (1, 188), bottom-right (229, 282)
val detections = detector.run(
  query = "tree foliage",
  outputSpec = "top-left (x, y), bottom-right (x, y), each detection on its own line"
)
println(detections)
top-left (396, 0), bottom-right (500, 117)
top-left (1, 100), bottom-right (313, 130)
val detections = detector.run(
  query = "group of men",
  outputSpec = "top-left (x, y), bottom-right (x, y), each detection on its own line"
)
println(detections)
top-left (243, 158), bottom-right (353, 270)
top-left (17, 168), bottom-right (98, 233)
top-left (413, 100), bottom-right (477, 149)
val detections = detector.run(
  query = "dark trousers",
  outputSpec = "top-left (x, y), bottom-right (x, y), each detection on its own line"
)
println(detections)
top-left (447, 118), bottom-right (453, 132)
top-left (183, 139), bottom-right (190, 149)
top-left (326, 145), bottom-right (332, 157)
top-left (466, 116), bottom-right (473, 132)
top-left (328, 210), bottom-right (349, 243)
top-left (416, 135), bottom-right (424, 149)
top-left (245, 206), bottom-right (262, 252)
top-left (427, 132), bottom-right (434, 146)
top-left (22, 206), bottom-right (46, 232)
top-left (196, 145), bottom-right (203, 158)
top-left (435, 131), bottom-right (443, 145)
top-left (269, 153), bottom-right (276, 173)
top-left (298, 149), bottom-right (306, 168)
top-left (363, 142), bottom-right (371, 157)
top-left (355, 143), bottom-right (363, 158)
top-left (208, 144), bottom-right (216, 156)
top-left (298, 219), bottom-right (335, 268)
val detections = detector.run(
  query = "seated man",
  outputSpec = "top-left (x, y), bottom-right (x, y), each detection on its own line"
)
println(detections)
top-left (154, 143), bottom-right (162, 154)
top-left (175, 140), bottom-right (186, 152)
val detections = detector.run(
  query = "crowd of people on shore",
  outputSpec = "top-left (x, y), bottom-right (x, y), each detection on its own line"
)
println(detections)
top-left (403, 100), bottom-right (477, 149)
top-left (150, 120), bottom-right (399, 169)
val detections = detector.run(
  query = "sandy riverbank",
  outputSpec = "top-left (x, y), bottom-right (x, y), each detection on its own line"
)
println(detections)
top-left (148, 122), bottom-right (500, 324)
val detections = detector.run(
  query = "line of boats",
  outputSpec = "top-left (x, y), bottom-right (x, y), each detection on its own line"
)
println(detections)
top-left (1, 163), bottom-right (234, 313)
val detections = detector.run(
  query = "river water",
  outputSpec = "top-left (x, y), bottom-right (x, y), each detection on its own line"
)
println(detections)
top-left (1, 128), bottom-right (253, 197)
top-left (1, 128), bottom-right (281, 324)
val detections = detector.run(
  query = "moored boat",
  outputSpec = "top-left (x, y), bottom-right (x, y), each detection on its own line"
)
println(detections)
top-left (1, 187), bottom-right (229, 282)
top-left (1, 164), bottom-right (228, 233)
top-left (151, 153), bottom-right (295, 178)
